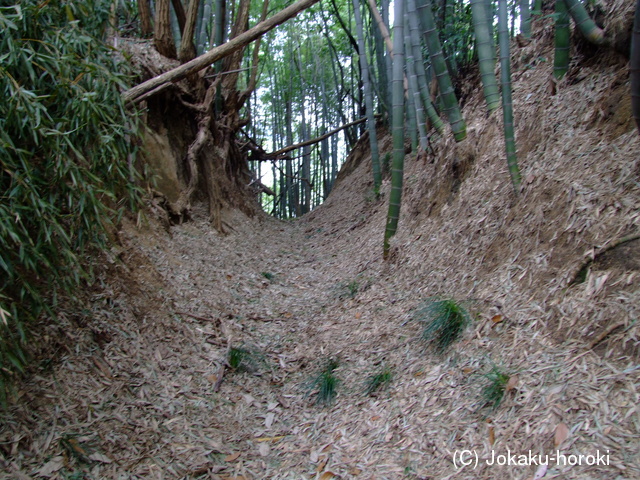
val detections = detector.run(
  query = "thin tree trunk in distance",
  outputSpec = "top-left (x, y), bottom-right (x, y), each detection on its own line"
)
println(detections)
top-left (519, 0), bottom-right (531, 38)
top-left (196, 0), bottom-right (212, 54)
top-left (353, 0), bottom-right (382, 194)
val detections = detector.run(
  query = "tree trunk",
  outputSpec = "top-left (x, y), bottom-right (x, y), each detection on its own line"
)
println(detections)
top-left (178, 0), bottom-right (200, 62)
top-left (155, 0), bottom-right (177, 58)
top-left (171, 0), bottom-right (187, 33)
top-left (138, 0), bottom-right (153, 37)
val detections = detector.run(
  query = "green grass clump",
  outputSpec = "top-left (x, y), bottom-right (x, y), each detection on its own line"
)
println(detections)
top-left (415, 298), bottom-right (472, 353)
top-left (310, 359), bottom-right (340, 406)
top-left (227, 346), bottom-right (260, 372)
top-left (347, 281), bottom-right (359, 298)
top-left (365, 366), bottom-right (393, 395)
top-left (482, 366), bottom-right (510, 410)
top-left (260, 272), bottom-right (274, 280)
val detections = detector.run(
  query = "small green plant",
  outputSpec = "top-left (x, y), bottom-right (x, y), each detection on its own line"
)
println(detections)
top-left (309, 359), bottom-right (340, 406)
top-left (365, 366), bottom-right (393, 395)
top-left (261, 271), bottom-right (275, 281)
top-left (415, 298), bottom-right (472, 353)
top-left (227, 346), bottom-right (260, 372)
top-left (481, 365), bottom-right (510, 410)
top-left (347, 280), bottom-right (359, 298)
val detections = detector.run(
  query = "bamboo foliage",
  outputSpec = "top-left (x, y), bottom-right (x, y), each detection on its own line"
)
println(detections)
top-left (564, 0), bottom-right (605, 45)
top-left (415, 0), bottom-right (466, 141)
top-left (554, 0), bottom-right (570, 80)
top-left (632, 0), bottom-right (640, 135)
top-left (383, 0), bottom-right (406, 259)
top-left (498, 0), bottom-right (521, 193)
top-left (470, 0), bottom-right (500, 113)
top-left (353, 0), bottom-right (382, 193)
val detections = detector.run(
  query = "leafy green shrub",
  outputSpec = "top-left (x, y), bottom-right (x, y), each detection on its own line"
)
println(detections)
top-left (414, 298), bottom-right (472, 353)
top-left (0, 1), bottom-right (141, 396)
top-left (365, 366), bottom-right (393, 395)
top-left (481, 365), bottom-right (511, 410)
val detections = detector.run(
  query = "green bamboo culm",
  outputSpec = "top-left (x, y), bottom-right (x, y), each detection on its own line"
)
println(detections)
top-left (404, 36), bottom-right (420, 151)
top-left (0, 0), bottom-right (142, 401)
top-left (383, 0), bottom-right (406, 259)
top-left (498, 0), bottom-right (521, 193)
top-left (405, 26), bottom-right (429, 150)
top-left (353, 0), bottom-right (382, 194)
top-left (406, 0), bottom-right (445, 136)
top-left (470, 0), bottom-right (501, 114)
top-left (554, 0), bottom-right (571, 80)
top-left (520, 0), bottom-right (531, 38)
top-left (631, 0), bottom-right (640, 135)
top-left (564, 0), bottom-right (605, 45)
top-left (415, 0), bottom-right (466, 141)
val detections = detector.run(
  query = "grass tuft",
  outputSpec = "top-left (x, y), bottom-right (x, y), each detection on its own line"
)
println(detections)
top-left (365, 366), bottom-right (393, 395)
top-left (227, 346), bottom-right (260, 372)
top-left (415, 298), bottom-right (472, 353)
top-left (309, 359), bottom-right (340, 406)
top-left (260, 271), bottom-right (274, 280)
top-left (481, 365), bottom-right (510, 410)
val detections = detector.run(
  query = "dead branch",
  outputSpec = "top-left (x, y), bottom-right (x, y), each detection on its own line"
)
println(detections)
top-left (589, 321), bottom-right (626, 350)
top-left (260, 117), bottom-right (367, 160)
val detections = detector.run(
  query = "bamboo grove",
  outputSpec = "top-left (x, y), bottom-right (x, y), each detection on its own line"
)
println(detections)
top-left (117, 0), bottom-right (618, 247)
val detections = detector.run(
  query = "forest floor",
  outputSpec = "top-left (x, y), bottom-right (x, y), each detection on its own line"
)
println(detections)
top-left (3, 14), bottom-right (640, 480)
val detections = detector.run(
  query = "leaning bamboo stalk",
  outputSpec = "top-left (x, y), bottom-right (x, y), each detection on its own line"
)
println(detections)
top-left (383, 0), bottom-right (406, 259)
top-left (498, 0), bottom-right (521, 193)
top-left (353, 0), bottom-right (382, 193)
top-left (415, 0), bottom-right (466, 140)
